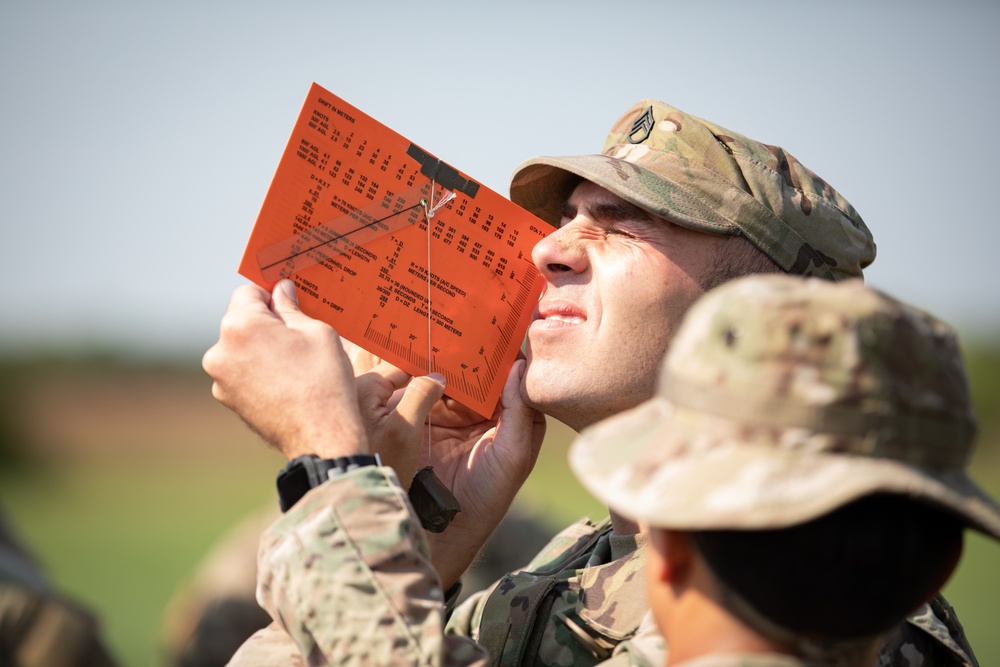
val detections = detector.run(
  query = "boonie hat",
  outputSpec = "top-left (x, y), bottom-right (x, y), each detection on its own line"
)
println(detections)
top-left (510, 100), bottom-right (876, 281)
top-left (570, 274), bottom-right (1000, 540)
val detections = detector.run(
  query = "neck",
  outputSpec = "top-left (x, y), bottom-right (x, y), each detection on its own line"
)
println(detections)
top-left (663, 555), bottom-right (785, 666)
top-left (609, 508), bottom-right (640, 535)
top-left (664, 599), bottom-right (782, 666)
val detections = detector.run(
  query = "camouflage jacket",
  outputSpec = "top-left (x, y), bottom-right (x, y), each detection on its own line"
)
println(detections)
top-left (231, 466), bottom-right (659, 666)
top-left (231, 467), bottom-right (980, 667)
top-left (653, 657), bottom-right (810, 667)
top-left (444, 513), bottom-right (652, 665)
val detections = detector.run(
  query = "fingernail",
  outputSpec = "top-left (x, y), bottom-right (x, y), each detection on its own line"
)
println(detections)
top-left (428, 372), bottom-right (446, 386)
top-left (278, 279), bottom-right (297, 302)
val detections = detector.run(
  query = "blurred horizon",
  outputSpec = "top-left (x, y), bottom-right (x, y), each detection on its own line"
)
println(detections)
top-left (1, 350), bottom-right (999, 667)
top-left (2, 1), bottom-right (1000, 360)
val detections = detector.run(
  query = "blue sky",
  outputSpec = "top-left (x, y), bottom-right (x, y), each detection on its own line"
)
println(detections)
top-left (2, 1), bottom-right (998, 359)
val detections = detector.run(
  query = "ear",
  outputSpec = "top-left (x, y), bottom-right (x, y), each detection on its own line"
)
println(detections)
top-left (648, 528), bottom-right (695, 586)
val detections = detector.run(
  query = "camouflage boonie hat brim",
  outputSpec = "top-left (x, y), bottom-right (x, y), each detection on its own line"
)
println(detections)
top-left (510, 100), bottom-right (876, 281)
top-left (569, 275), bottom-right (1000, 540)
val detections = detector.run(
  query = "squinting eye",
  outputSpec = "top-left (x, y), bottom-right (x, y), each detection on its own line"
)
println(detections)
top-left (606, 226), bottom-right (636, 238)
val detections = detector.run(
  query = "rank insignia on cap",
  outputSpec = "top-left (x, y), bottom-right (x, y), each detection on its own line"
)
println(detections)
top-left (627, 105), bottom-right (656, 144)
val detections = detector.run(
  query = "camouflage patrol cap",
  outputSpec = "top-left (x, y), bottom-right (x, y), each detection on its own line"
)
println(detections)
top-left (510, 100), bottom-right (876, 281)
top-left (570, 274), bottom-right (1000, 539)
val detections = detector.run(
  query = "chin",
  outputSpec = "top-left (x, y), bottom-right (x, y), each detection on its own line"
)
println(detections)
top-left (520, 369), bottom-right (552, 411)
top-left (521, 367), bottom-right (564, 413)
top-left (521, 378), bottom-right (602, 431)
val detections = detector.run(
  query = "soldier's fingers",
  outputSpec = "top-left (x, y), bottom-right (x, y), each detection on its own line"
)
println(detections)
top-left (394, 374), bottom-right (447, 429)
top-left (356, 361), bottom-right (412, 408)
top-left (367, 360), bottom-right (412, 389)
top-left (342, 337), bottom-right (382, 375)
top-left (227, 283), bottom-right (272, 314)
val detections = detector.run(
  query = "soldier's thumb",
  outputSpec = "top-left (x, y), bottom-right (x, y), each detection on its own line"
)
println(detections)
top-left (270, 279), bottom-right (307, 325)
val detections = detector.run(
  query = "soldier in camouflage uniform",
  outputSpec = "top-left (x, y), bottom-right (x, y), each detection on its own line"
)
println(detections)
top-left (204, 100), bottom-right (978, 665)
top-left (571, 274), bottom-right (1000, 666)
top-left (0, 507), bottom-right (120, 667)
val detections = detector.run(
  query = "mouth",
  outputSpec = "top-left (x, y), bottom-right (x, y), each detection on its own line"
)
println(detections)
top-left (532, 300), bottom-right (586, 328)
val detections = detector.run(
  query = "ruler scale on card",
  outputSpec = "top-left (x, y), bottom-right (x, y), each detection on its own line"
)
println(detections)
top-left (361, 259), bottom-right (540, 406)
top-left (238, 83), bottom-right (550, 417)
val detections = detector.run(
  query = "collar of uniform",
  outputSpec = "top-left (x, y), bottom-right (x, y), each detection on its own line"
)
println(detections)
top-left (576, 539), bottom-right (648, 640)
top-left (901, 595), bottom-right (977, 666)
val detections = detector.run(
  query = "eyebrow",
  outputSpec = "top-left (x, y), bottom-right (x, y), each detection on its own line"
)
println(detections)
top-left (560, 198), bottom-right (656, 226)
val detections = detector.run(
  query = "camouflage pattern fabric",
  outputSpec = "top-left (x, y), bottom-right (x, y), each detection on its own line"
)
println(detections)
top-left (225, 274), bottom-right (998, 665)
top-left (570, 274), bottom-right (997, 666)
top-left (224, 609), bottom-right (977, 667)
top-left (570, 275), bottom-right (1000, 537)
top-left (510, 100), bottom-right (876, 282)
top-left (639, 656), bottom-right (812, 667)
top-left (231, 467), bottom-right (665, 666)
top-left (225, 622), bottom-right (303, 667)
top-left (166, 502), bottom-right (550, 666)
top-left (448, 516), bottom-right (977, 667)
top-left (880, 597), bottom-right (980, 667)
top-left (446, 517), bottom-right (651, 666)
top-left (243, 465), bottom-right (488, 667)
top-left (229, 461), bottom-right (978, 666)
top-left (226, 618), bottom-right (490, 667)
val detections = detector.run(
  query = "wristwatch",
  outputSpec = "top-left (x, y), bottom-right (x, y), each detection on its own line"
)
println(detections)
top-left (276, 453), bottom-right (380, 512)
top-left (275, 454), bottom-right (462, 533)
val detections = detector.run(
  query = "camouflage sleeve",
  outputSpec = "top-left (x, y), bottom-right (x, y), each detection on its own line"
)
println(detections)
top-left (601, 610), bottom-right (667, 667)
top-left (877, 594), bottom-right (979, 667)
top-left (446, 586), bottom-right (489, 638)
top-left (256, 465), bottom-right (489, 667)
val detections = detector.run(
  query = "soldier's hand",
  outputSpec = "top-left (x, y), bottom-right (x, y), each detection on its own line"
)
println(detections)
top-left (417, 359), bottom-right (546, 588)
top-left (203, 280), bottom-right (369, 460)
top-left (354, 362), bottom-right (446, 485)
top-left (341, 334), bottom-right (383, 377)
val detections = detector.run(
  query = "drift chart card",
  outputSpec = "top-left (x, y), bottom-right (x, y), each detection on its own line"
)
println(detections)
top-left (240, 83), bottom-right (549, 417)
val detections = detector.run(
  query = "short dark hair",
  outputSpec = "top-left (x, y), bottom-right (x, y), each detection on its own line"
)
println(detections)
top-left (699, 234), bottom-right (783, 292)
top-left (692, 493), bottom-right (964, 639)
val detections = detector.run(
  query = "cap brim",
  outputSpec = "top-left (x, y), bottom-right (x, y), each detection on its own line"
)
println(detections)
top-left (510, 155), bottom-right (740, 236)
top-left (569, 399), bottom-right (1000, 541)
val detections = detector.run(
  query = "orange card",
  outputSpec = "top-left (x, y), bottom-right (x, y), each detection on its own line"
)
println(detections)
top-left (239, 83), bottom-right (550, 417)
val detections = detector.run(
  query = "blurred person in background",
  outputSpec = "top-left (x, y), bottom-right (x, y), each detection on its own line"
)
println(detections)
top-left (0, 506), bottom-right (119, 667)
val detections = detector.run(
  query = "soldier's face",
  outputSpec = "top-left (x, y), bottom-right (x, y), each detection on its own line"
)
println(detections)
top-left (522, 181), bottom-right (726, 430)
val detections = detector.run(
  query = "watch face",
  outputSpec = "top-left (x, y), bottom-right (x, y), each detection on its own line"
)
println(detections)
top-left (276, 459), bottom-right (315, 512)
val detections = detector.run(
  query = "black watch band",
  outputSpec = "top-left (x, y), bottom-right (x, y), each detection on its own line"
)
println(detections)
top-left (276, 453), bottom-right (380, 512)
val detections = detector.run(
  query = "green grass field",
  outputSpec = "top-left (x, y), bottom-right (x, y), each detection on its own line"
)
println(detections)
top-left (0, 356), bottom-right (998, 666)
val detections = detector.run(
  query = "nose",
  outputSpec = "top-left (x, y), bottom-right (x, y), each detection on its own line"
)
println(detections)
top-left (532, 224), bottom-right (588, 279)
